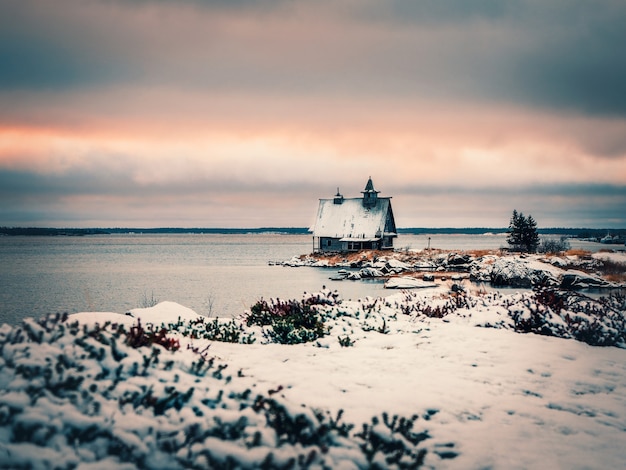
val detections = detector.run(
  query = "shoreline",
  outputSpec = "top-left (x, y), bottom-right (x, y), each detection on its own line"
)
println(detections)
top-left (275, 248), bottom-right (626, 291)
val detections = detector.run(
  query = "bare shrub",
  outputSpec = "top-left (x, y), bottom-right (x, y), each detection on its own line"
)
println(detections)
top-left (538, 237), bottom-right (571, 254)
top-left (141, 290), bottom-right (159, 308)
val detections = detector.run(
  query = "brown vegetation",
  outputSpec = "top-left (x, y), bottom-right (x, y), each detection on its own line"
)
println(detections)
top-left (597, 258), bottom-right (626, 283)
top-left (564, 249), bottom-right (592, 257)
top-left (466, 249), bottom-right (502, 258)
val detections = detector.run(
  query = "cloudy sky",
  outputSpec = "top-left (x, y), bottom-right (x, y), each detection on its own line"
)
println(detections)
top-left (1, 0), bottom-right (625, 228)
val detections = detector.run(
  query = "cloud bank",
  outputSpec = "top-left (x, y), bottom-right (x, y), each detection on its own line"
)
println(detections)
top-left (1, 0), bottom-right (625, 227)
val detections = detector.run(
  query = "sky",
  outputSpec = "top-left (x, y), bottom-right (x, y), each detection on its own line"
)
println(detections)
top-left (1, 0), bottom-right (625, 229)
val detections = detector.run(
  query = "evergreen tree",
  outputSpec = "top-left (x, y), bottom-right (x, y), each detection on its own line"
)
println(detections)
top-left (522, 215), bottom-right (540, 253)
top-left (506, 210), bottom-right (523, 250)
top-left (507, 210), bottom-right (540, 253)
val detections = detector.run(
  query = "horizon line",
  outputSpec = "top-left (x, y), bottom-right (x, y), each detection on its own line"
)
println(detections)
top-left (2, 226), bottom-right (624, 233)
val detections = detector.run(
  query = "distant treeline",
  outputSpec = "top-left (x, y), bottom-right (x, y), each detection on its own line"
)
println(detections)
top-left (399, 228), bottom-right (626, 239)
top-left (0, 227), bottom-right (309, 236)
top-left (1, 226), bottom-right (624, 239)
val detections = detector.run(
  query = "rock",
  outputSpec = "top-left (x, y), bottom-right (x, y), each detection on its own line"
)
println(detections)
top-left (549, 257), bottom-right (568, 268)
top-left (385, 277), bottom-right (438, 289)
top-left (560, 270), bottom-right (612, 290)
top-left (475, 257), bottom-right (560, 287)
top-left (386, 259), bottom-right (411, 271)
top-left (359, 267), bottom-right (384, 278)
top-left (448, 253), bottom-right (471, 266)
top-left (329, 270), bottom-right (349, 281)
top-left (414, 261), bottom-right (436, 270)
top-left (423, 274), bottom-right (435, 282)
top-left (313, 260), bottom-right (330, 267)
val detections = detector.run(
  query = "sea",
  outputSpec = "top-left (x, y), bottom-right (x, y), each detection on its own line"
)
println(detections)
top-left (0, 232), bottom-right (614, 327)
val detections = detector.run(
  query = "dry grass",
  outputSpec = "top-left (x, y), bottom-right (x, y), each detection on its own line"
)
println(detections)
top-left (606, 273), bottom-right (626, 283)
top-left (596, 258), bottom-right (626, 283)
top-left (564, 249), bottom-right (592, 257)
top-left (466, 249), bottom-right (499, 258)
top-left (308, 249), bottom-right (392, 265)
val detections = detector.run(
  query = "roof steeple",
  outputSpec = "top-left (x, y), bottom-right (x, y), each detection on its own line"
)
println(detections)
top-left (363, 177), bottom-right (378, 193)
top-left (361, 177), bottom-right (379, 208)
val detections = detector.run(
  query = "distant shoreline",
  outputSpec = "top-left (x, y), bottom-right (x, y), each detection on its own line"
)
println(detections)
top-left (1, 226), bottom-right (624, 238)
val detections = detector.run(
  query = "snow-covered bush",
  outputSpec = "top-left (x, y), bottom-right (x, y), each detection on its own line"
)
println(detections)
top-left (0, 313), bottom-right (445, 469)
top-left (162, 316), bottom-right (256, 344)
top-left (330, 288), bottom-right (626, 349)
top-left (244, 293), bottom-right (338, 345)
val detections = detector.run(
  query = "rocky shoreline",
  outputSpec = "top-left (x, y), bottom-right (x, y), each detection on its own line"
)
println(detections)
top-left (272, 248), bottom-right (626, 291)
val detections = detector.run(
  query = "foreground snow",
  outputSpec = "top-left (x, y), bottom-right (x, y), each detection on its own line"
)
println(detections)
top-left (212, 321), bottom-right (626, 469)
top-left (1, 290), bottom-right (625, 469)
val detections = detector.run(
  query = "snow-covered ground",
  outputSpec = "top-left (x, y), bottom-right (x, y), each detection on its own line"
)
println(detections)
top-left (593, 250), bottom-right (626, 264)
top-left (1, 286), bottom-right (625, 469)
top-left (211, 312), bottom-right (626, 469)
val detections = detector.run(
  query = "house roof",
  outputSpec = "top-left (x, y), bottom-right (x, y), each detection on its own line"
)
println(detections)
top-left (312, 197), bottom-right (395, 239)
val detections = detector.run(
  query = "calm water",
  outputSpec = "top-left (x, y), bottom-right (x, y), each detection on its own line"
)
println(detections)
top-left (0, 233), bottom-right (612, 326)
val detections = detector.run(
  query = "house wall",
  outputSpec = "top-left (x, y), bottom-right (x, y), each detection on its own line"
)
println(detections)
top-left (317, 237), bottom-right (344, 252)
top-left (382, 236), bottom-right (394, 249)
top-left (346, 241), bottom-right (378, 251)
top-left (316, 236), bottom-right (394, 252)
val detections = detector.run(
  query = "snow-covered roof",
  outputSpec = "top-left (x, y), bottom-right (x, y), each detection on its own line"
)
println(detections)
top-left (312, 197), bottom-right (394, 239)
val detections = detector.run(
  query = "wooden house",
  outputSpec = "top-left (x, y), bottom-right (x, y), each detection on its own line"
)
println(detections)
top-left (312, 178), bottom-right (397, 252)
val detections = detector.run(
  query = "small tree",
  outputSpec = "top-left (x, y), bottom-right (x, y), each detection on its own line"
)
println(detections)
top-left (507, 210), bottom-right (540, 253)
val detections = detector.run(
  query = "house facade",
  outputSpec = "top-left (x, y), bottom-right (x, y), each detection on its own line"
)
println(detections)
top-left (312, 178), bottom-right (397, 252)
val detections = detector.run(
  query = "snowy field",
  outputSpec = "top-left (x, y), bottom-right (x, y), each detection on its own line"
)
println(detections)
top-left (209, 311), bottom-right (626, 469)
top-left (1, 280), bottom-right (625, 469)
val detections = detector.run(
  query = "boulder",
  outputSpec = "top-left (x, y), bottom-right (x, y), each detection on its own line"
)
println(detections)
top-left (447, 253), bottom-right (472, 267)
top-left (386, 259), bottom-right (411, 271)
top-left (549, 257), bottom-right (568, 268)
top-left (359, 267), bottom-right (384, 278)
top-left (560, 270), bottom-right (612, 290)
top-left (473, 257), bottom-right (559, 287)
top-left (450, 283), bottom-right (465, 293)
